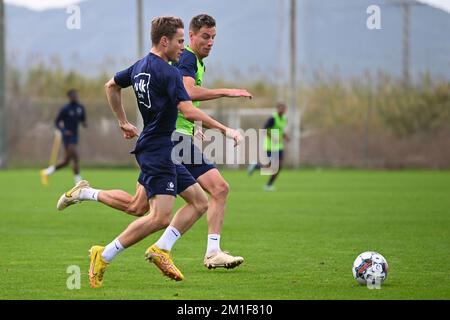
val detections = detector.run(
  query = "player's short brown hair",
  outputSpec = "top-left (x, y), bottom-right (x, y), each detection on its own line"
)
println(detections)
top-left (189, 14), bottom-right (216, 33)
top-left (151, 16), bottom-right (184, 45)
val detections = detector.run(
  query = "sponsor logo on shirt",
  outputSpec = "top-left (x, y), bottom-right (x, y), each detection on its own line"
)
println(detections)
top-left (133, 73), bottom-right (151, 109)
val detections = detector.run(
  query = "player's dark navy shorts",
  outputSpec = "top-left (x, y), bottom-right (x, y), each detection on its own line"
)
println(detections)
top-left (63, 134), bottom-right (78, 146)
top-left (172, 131), bottom-right (216, 180)
top-left (267, 149), bottom-right (284, 161)
top-left (133, 138), bottom-right (196, 199)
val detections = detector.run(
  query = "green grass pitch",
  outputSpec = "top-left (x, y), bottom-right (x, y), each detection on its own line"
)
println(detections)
top-left (0, 168), bottom-right (449, 299)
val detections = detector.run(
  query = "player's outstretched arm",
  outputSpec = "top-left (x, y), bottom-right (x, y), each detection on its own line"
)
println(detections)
top-left (105, 78), bottom-right (139, 140)
top-left (183, 76), bottom-right (252, 102)
top-left (178, 101), bottom-right (242, 146)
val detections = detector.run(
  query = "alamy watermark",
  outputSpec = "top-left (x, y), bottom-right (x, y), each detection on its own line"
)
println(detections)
top-left (366, 264), bottom-right (385, 290)
top-left (171, 122), bottom-right (281, 176)
top-left (367, 5), bottom-right (381, 30)
top-left (66, 265), bottom-right (81, 290)
top-left (66, 5), bottom-right (81, 30)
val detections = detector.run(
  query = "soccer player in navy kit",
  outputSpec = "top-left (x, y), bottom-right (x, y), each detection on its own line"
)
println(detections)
top-left (57, 17), bottom-right (243, 287)
top-left (59, 14), bottom-right (251, 270)
top-left (41, 89), bottom-right (86, 185)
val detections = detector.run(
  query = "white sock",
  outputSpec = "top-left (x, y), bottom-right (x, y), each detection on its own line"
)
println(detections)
top-left (101, 238), bottom-right (125, 263)
top-left (79, 188), bottom-right (101, 201)
top-left (74, 175), bottom-right (82, 183)
top-left (206, 234), bottom-right (221, 255)
top-left (154, 226), bottom-right (181, 251)
top-left (44, 166), bottom-right (55, 175)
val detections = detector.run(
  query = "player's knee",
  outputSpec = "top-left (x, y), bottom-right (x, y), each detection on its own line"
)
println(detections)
top-left (211, 180), bottom-right (230, 200)
top-left (153, 214), bottom-right (171, 229)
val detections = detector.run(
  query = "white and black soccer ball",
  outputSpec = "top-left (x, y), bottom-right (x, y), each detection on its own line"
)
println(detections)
top-left (352, 251), bottom-right (389, 285)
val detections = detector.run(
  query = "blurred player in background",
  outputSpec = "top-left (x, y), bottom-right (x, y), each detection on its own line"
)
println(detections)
top-left (40, 89), bottom-right (86, 186)
top-left (247, 102), bottom-right (289, 191)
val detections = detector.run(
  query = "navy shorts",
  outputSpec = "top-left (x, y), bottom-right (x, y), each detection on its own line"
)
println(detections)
top-left (63, 135), bottom-right (78, 147)
top-left (134, 140), bottom-right (196, 199)
top-left (172, 132), bottom-right (216, 180)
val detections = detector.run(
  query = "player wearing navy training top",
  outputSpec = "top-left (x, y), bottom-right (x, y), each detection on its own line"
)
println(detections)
top-left (41, 89), bottom-right (86, 185)
top-left (56, 16), bottom-right (243, 288)
top-left (62, 14), bottom-right (252, 270)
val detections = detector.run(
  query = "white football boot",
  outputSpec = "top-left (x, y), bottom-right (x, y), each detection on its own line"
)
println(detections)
top-left (204, 251), bottom-right (244, 269)
top-left (56, 180), bottom-right (90, 211)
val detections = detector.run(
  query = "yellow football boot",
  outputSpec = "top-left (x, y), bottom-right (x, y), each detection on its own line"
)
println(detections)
top-left (88, 245), bottom-right (109, 288)
top-left (40, 170), bottom-right (49, 187)
top-left (144, 244), bottom-right (184, 281)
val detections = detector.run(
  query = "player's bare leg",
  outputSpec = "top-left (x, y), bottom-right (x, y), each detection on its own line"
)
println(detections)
top-left (97, 183), bottom-right (149, 216)
top-left (197, 168), bottom-right (244, 269)
top-left (57, 181), bottom-right (149, 214)
top-left (145, 183), bottom-right (208, 280)
top-left (112, 194), bottom-right (184, 281)
top-left (168, 183), bottom-right (208, 234)
top-left (89, 195), bottom-right (176, 287)
top-left (58, 180), bottom-right (207, 221)
top-left (55, 145), bottom-right (74, 170)
top-left (197, 169), bottom-right (228, 235)
top-left (117, 195), bottom-right (174, 246)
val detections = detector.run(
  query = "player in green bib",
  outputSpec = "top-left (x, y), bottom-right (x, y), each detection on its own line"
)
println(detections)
top-left (175, 45), bottom-right (204, 136)
top-left (248, 102), bottom-right (289, 191)
top-left (172, 14), bottom-right (253, 269)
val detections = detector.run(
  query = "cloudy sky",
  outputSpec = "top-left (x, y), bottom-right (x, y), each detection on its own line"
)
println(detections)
top-left (4, 0), bottom-right (450, 13)
top-left (4, 0), bottom-right (85, 11)
top-left (416, 0), bottom-right (450, 13)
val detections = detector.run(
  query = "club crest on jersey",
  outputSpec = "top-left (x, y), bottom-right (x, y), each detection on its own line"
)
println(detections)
top-left (133, 73), bottom-right (151, 109)
top-left (166, 181), bottom-right (175, 191)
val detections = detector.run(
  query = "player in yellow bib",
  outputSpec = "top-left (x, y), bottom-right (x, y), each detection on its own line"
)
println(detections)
top-left (172, 14), bottom-right (252, 268)
top-left (248, 102), bottom-right (289, 191)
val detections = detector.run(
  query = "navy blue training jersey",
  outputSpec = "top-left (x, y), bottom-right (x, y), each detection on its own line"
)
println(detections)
top-left (114, 53), bottom-right (191, 151)
top-left (173, 49), bottom-right (200, 81)
top-left (55, 102), bottom-right (86, 136)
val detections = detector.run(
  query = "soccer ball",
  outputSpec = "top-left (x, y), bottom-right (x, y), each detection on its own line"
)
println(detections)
top-left (352, 251), bottom-right (389, 285)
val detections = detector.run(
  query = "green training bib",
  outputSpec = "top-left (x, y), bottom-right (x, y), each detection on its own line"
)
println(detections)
top-left (175, 46), bottom-right (205, 136)
top-left (264, 112), bottom-right (287, 151)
